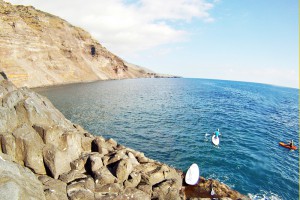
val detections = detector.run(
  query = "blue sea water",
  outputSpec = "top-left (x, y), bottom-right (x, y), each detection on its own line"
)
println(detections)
top-left (37, 78), bottom-right (299, 200)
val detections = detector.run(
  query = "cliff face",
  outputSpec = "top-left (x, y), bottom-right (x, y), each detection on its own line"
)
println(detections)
top-left (0, 0), bottom-right (171, 88)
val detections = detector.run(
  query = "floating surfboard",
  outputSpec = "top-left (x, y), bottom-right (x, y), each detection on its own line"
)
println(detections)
top-left (185, 163), bottom-right (199, 185)
top-left (212, 135), bottom-right (219, 146)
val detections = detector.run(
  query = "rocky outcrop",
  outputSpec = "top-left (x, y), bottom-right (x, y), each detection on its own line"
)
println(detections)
top-left (0, 152), bottom-right (46, 200)
top-left (0, 0), bottom-right (178, 88)
top-left (0, 72), bottom-right (249, 200)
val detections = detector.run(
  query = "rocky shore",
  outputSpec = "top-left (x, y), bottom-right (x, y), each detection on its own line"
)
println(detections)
top-left (0, 72), bottom-right (249, 200)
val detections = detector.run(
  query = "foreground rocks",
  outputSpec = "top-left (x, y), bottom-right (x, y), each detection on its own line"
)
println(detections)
top-left (0, 77), bottom-right (249, 199)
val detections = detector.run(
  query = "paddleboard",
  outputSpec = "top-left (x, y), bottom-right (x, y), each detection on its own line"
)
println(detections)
top-left (185, 163), bottom-right (199, 185)
top-left (212, 135), bottom-right (219, 146)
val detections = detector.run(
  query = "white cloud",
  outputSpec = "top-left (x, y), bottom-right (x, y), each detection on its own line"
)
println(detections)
top-left (6, 0), bottom-right (215, 56)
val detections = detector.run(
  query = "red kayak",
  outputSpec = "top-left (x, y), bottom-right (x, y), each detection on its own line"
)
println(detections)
top-left (279, 142), bottom-right (297, 150)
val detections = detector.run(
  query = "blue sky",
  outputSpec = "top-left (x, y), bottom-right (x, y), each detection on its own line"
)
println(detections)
top-left (6, 0), bottom-right (299, 88)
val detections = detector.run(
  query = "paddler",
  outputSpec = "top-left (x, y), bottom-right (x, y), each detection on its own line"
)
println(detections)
top-left (289, 140), bottom-right (294, 147)
top-left (214, 129), bottom-right (221, 138)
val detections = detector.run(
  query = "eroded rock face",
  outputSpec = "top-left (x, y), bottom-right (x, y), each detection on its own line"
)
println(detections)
top-left (0, 0), bottom-right (175, 88)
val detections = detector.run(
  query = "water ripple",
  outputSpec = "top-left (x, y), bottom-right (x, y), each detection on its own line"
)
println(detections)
top-left (37, 78), bottom-right (299, 200)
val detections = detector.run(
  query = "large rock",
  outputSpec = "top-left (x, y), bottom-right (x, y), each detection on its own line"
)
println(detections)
top-left (0, 152), bottom-right (46, 200)
top-left (152, 179), bottom-right (182, 200)
top-left (94, 167), bottom-right (117, 186)
top-left (114, 158), bottom-right (133, 183)
top-left (38, 175), bottom-right (68, 200)
top-left (13, 124), bottom-right (46, 174)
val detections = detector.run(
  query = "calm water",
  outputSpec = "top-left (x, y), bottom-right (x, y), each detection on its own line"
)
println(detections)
top-left (37, 78), bottom-right (299, 200)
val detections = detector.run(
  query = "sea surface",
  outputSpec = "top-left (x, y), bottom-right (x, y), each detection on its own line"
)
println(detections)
top-left (37, 78), bottom-right (299, 200)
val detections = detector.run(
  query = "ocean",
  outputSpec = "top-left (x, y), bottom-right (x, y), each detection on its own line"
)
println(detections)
top-left (37, 78), bottom-right (299, 200)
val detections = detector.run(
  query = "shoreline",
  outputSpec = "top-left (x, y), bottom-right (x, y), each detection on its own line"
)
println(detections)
top-left (32, 76), bottom-right (182, 91)
top-left (0, 77), bottom-right (250, 199)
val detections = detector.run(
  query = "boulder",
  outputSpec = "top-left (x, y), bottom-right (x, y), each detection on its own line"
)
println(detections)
top-left (70, 154), bottom-right (89, 171)
top-left (0, 133), bottom-right (16, 161)
top-left (0, 153), bottom-right (46, 200)
top-left (152, 179), bottom-right (182, 200)
top-left (68, 190), bottom-right (95, 200)
top-left (127, 151), bottom-right (140, 167)
top-left (81, 136), bottom-right (94, 152)
top-left (107, 150), bottom-right (127, 165)
top-left (94, 167), bottom-right (117, 186)
top-left (139, 163), bottom-right (166, 186)
top-left (59, 170), bottom-right (87, 183)
top-left (43, 132), bottom-right (83, 179)
top-left (96, 183), bottom-right (122, 194)
top-left (122, 188), bottom-right (151, 200)
top-left (89, 153), bottom-right (104, 172)
top-left (43, 144), bottom-right (72, 179)
top-left (38, 175), bottom-right (68, 200)
top-left (124, 171), bottom-right (141, 188)
top-left (92, 136), bottom-right (110, 155)
top-left (67, 181), bottom-right (95, 200)
top-left (13, 124), bottom-right (46, 174)
top-left (137, 183), bottom-right (152, 195)
top-left (106, 138), bottom-right (117, 149)
top-left (114, 158), bottom-right (133, 183)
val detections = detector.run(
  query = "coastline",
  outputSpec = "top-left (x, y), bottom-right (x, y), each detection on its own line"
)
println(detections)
top-left (32, 76), bottom-right (181, 91)
top-left (0, 76), bottom-right (249, 199)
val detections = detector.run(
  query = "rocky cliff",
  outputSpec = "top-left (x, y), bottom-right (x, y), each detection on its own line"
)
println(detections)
top-left (0, 0), bottom-right (177, 88)
top-left (0, 69), bottom-right (249, 200)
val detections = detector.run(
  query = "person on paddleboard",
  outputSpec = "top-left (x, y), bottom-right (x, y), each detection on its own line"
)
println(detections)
top-left (214, 129), bottom-right (221, 138)
top-left (289, 140), bottom-right (294, 147)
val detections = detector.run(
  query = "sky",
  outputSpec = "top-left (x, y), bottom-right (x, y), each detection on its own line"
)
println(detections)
top-left (5, 0), bottom-right (299, 88)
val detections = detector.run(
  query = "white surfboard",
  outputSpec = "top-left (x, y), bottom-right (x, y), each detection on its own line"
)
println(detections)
top-left (185, 163), bottom-right (199, 185)
top-left (212, 135), bottom-right (219, 146)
